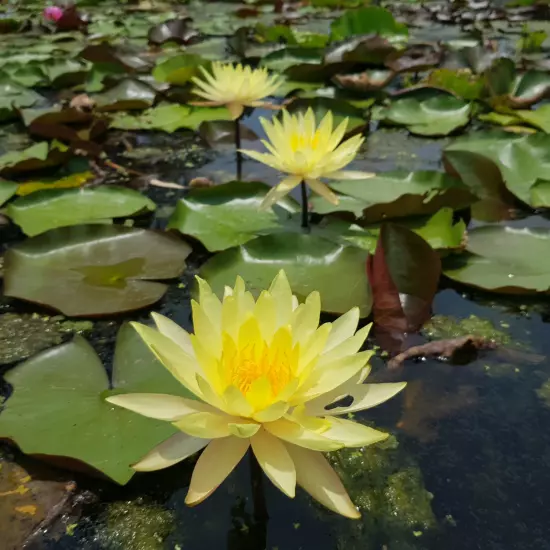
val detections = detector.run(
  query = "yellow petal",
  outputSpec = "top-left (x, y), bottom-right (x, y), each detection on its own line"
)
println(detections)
top-left (264, 418), bottom-right (342, 451)
top-left (324, 308), bottom-right (359, 352)
top-left (260, 175), bottom-right (302, 210)
top-left (294, 351), bottom-right (372, 403)
top-left (318, 323), bottom-right (371, 366)
top-left (305, 382), bottom-right (407, 417)
top-left (133, 433), bottom-right (209, 472)
top-left (268, 270), bottom-right (294, 328)
top-left (305, 179), bottom-right (339, 205)
top-left (245, 376), bottom-right (273, 411)
top-left (285, 443), bottom-right (360, 519)
top-left (192, 300), bottom-right (222, 359)
top-left (254, 290), bottom-right (277, 343)
top-left (252, 400), bottom-right (289, 422)
top-left (291, 291), bottom-right (320, 346)
top-left (227, 102), bottom-right (244, 120)
top-left (130, 322), bottom-right (201, 396)
top-left (223, 385), bottom-right (254, 417)
top-left (228, 422), bottom-right (261, 438)
top-left (186, 437), bottom-right (250, 506)
top-left (298, 323), bottom-right (332, 374)
top-left (106, 393), bottom-right (212, 421)
top-left (323, 417), bottom-right (389, 447)
top-left (195, 276), bottom-right (222, 328)
top-left (173, 411), bottom-right (232, 438)
top-left (251, 428), bottom-right (296, 498)
top-left (151, 312), bottom-right (194, 355)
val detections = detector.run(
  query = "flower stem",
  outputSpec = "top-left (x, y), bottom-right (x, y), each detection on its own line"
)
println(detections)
top-left (300, 180), bottom-right (309, 231)
top-left (235, 118), bottom-right (243, 181)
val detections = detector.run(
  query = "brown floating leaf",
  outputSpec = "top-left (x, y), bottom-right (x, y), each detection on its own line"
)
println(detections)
top-left (148, 18), bottom-right (200, 46)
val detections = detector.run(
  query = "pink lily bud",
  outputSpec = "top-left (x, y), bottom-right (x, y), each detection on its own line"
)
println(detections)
top-left (43, 6), bottom-right (64, 22)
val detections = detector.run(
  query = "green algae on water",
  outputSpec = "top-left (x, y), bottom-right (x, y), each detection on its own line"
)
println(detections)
top-left (422, 314), bottom-right (511, 345)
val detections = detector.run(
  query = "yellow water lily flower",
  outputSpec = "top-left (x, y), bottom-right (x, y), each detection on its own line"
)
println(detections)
top-left (191, 62), bottom-right (282, 120)
top-left (240, 108), bottom-right (374, 209)
top-left (106, 271), bottom-right (405, 519)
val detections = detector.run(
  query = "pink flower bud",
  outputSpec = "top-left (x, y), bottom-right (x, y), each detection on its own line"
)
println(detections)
top-left (43, 6), bottom-right (64, 22)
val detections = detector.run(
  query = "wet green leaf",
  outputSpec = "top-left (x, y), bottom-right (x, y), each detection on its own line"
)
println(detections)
top-left (152, 54), bottom-right (210, 85)
top-left (444, 226), bottom-right (550, 294)
top-left (95, 79), bottom-right (157, 111)
top-left (0, 81), bottom-right (44, 122)
top-left (260, 48), bottom-right (331, 82)
top-left (330, 7), bottom-right (408, 42)
top-left (0, 142), bottom-right (69, 177)
top-left (254, 24), bottom-right (328, 49)
top-left (423, 69), bottom-right (484, 101)
top-left (110, 104), bottom-right (232, 132)
top-left (311, 171), bottom-right (476, 221)
top-left (444, 131), bottom-right (550, 206)
top-left (3, 225), bottom-right (191, 316)
top-left (0, 179), bottom-right (17, 207)
top-left (6, 186), bottom-right (155, 237)
top-left (168, 181), bottom-right (299, 251)
top-left (199, 233), bottom-right (372, 317)
top-left (0, 326), bottom-right (190, 484)
top-left (379, 94), bottom-right (472, 136)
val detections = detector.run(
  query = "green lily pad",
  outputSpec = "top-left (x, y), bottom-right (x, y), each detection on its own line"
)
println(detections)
top-left (110, 104), bottom-right (232, 132)
top-left (167, 181), bottom-right (299, 252)
top-left (444, 131), bottom-right (550, 206)
top-left (199, 233), bottom-right (372, 317)
top-left (254, 24), bottom-right (328, 49)
top-left (484, 58), bottom-right (550, 108)
top-left (330, 7), bottom-right (408, 42)
top-left (260, 48), bottom-right (331, 82)
top-left (379, 94), bottom-right (472, 136)
top-left (95, 79), bottom-right (157, 112)
top-left (444, 225), bottom-right (550, 294)
top-left (6, 186), bottom-right (156, 237)
top-left (310, 171), bottom-right (476, 221)
top-left (513, 105), bottom-right (550, 133)
top-left (0, 81), bottom-right (44, 122)
top-left (0, 326), bottom-right (190, 485)
top-left (3, 225), bottom-right (191, 316)
top-left (0, 142), bottom-right (69, 177)
top-left (0, 179), bottom-right (17, 207)
top-left (152, 54), bottom-right (210, 85)
top-left (423, 69), bottom-right (484, 101)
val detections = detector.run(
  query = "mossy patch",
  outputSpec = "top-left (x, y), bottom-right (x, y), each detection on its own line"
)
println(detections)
top-left (422, 314), bottom-right (511, 345)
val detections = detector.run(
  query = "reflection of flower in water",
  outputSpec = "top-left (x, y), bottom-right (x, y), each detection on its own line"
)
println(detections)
top-left (43, 6), bottom-right (64, 21)
top-left (108, 270), bottom-right (406, 518)
top-left (397, 380), bottom-right (478, 442)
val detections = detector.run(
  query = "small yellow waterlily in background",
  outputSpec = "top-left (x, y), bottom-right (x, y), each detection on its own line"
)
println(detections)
top-left (191, 62), bottom-right (283, 120)
top-left (107, 271), bottom-right (405, 518)
top-left (240, 108), bottom-right (374, 210)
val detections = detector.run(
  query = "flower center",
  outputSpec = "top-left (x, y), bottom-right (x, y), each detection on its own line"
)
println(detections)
top-left (223, 340), bottom-right (292, 398)
top-left (290, 131), bottom-right (320, 153)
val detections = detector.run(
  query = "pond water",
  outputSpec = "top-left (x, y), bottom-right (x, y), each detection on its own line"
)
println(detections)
top-left (1, 0), bottom-right (550, 549)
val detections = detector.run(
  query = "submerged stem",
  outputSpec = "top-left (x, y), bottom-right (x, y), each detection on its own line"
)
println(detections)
top-left (235, 118), bottom-right (242, 181)
top-left (250, 452), bottom-right (268, 524)
top-left (300, 180), bottom-right (309, 231)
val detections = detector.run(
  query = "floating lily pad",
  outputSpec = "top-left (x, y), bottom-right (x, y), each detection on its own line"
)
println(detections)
top-left (311, 171), bottom-right (476, 221)
top-left (0, 179), bottom-right (17, 206)
top-left (95, 79), bottom-right (157, 111)
top-left (3, 225), bottom-right (191, 316)
top-left (330, 7), bottom-right (408, 42)
top-left (148, 18), bottom-right (200, 46)
top-left (152, 54), bottom-right (210, 85)
top-left (444, 131), bottom-right (550, 206)
top-left (422, 68), bottom-right (484, 101)
top-left (324, 35), bottom-right (397, 66)
top-left (254, 24), bottom-right (328, 49)
top-left (0, 142), bottom-right (69, 176)
top-left (110, 104), bottom-right (232, 132)
top-left (15, 172), bottom-right (93, 197)
top-left (444, 225), bottom-right (550, 294)
top-left (168, 181), bottom-right (299, 251)
top-left (0, 81), bottom-right (44, 122)
top-left (6, 186), bottom-right (155, 236)
top-left (379, 93), bottom-right (472, 136)
top-left (0, 325), bottom-right (191, 484)
top-left (260, 48), bottom-right (331, 82)
top-left (199, 233), bottom-right (372, 317)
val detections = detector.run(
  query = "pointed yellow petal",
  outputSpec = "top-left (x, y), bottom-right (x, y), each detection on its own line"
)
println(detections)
top-left (291, 291), bottom-right (320, 346)
top-left (254, 290), bottom-right (277, 342)
top-left (298, 323), bottom-right (332, 374)
top-left (106, 393), bottom-right (212, 421)
top-left (324, 308), bottom-right (359, 352)
top-left (252, 400), bottom-right (289, 422)
top-left (133, 433), bottom-right (209, 472)
top-left (305, 179), bottom-right (339, 205)
top-left (260, 175), bottom-right (302, 209)
top-left (246, 376), bottom-right (273, 411)
top-left (228, 422), bottom-right (261, 438)
top-left (173, 411), bottom-right (232, 438)
top-left (264, 418), bottom-right (342, 451)
top-left (251, 428), bottom-right (296, 498)
top-left (285, 443), bottom-right (360, 519)
top-left (305, 382), bottom-right (407, 417)
top-left (223, 385), bottom-right (254, 417)
top-left (318, 323), bottom-right (371, 366)
top-left (268, 270), bottom-right (294, 327)
top-left (151, 313), bottom-right (194, 355)
top-left (195, 277), bottom-right (222, 328)
top-left (185, 437), bottom-right (250, 506)
top-left (323, 417), bottom-right (389, 447)
top-left (227, 102), bottom-right (244, 120)
top-left (191, 300), bottom-right (222, 359)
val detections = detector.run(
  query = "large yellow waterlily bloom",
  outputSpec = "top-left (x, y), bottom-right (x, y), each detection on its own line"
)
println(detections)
top-left (240, 108), bottom-right (374, 209)
top-left (191, 62), bottom-right (282, 120)
top-left (106, 271), bottom-right (405, 519)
